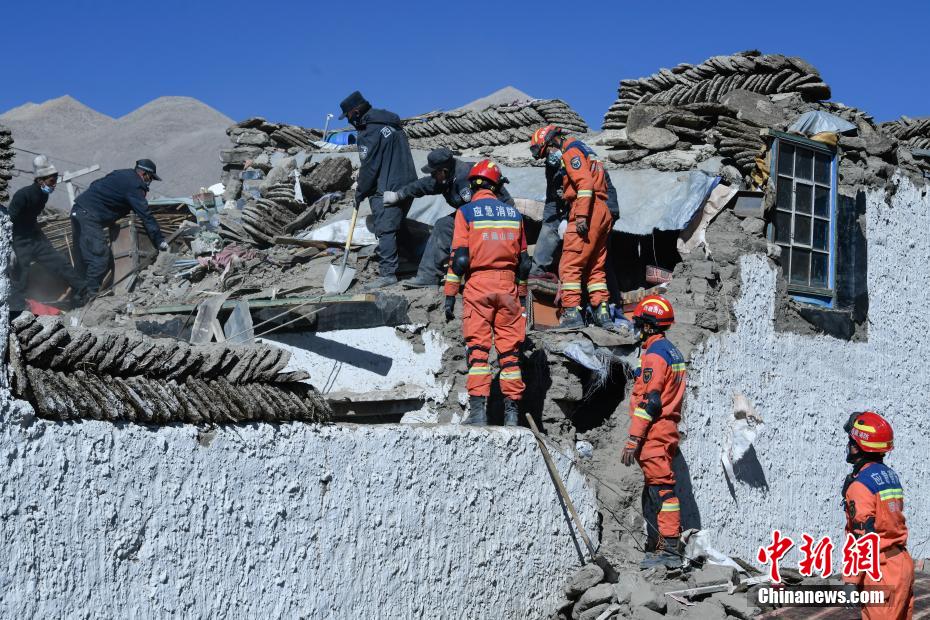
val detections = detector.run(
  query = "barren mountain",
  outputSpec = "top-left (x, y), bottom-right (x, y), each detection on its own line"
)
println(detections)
top-left (457, 86), bottom-right (534, 111)
top-left (1, 95), bottom-right (232, 211)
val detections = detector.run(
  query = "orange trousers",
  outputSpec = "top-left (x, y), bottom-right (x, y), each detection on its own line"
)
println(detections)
top-left (861, 550), bottom-right (914, 620)
top-left (636, 420), bottom-right (680, 541)
top-left (462, 270), bottom-right (525, 399)
top-left (560, 200), bottom-right (612, 308)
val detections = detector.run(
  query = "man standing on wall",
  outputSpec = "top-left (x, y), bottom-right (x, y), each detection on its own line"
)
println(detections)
top-left (444, 160), bottom-right (530, 426)
top-left (621, 295), bottom-right (686, 569)
top-left (339, 90), bottom-right (418, 290)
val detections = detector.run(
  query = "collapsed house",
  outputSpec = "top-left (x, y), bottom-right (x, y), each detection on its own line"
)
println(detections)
top-left (1, 50), bottom-right (929, 618)
top-left (0, 123), bottom-right (12, 202)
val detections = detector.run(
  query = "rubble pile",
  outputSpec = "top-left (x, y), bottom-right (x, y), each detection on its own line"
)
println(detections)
top-left (219, 116), bottom-right (326, 202)
top-left (0, 123), bottom-right (13, 202)
top-left (8, 313), bottom-right (331, 424)
top-left (603, 51), bottom-right (830, 131)
top-left (403, 99), bottom-right (588, 150)
top-left (218, 156), bottom-right (354, 247)
top-left (880, 116), bottom-right (930, 150)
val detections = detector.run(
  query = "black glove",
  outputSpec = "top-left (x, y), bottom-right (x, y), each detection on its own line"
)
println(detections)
top-left (519, 296), bottom-right (526, 308)
top-left (575, 216), bottom-right (589, 239)
top-left (444, 296), bottom-right (456, 322)
top-left (841, 583), bottom-right (860, 609)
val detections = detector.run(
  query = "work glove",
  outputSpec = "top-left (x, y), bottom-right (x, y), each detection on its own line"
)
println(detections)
top-left (383, 190), bottom-right (399, 206)
top-left (158, 241), bottom-right (169, 252)
top-left (444, 296), bottom-right (456, 322)
top-left (575, 216), bottom-right (589, 239)
top-left (621, 436), bottom-right (642, 466)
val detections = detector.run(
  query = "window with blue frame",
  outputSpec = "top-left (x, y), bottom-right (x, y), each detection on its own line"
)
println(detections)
top-left (771, 134), bottom-right (837, 302)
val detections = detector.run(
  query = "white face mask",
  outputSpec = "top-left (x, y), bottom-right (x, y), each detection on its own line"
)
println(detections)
top-left (546, 149), bottom-right (562, 166)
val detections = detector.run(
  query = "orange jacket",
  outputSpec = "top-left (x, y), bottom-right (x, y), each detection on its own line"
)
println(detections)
top-left (444, 189), bottom-right (528, 297)
top-left (628, 334), bottom-right (686, 439)
top-left (560, 138), bottom-right (609, 219)
top-left (842, 461), bottom-right (908, 584)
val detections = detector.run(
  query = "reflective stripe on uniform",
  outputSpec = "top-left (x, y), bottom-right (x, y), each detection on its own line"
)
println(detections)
top-left (562, 282), bottom-right (582, 290)
top-left (633, 408), bottom-right (652, 421)
top-left (446, 274), bottom-right (461, 283)
top-left (879, 488), bottom-right (904, 501)
top-left (468, 366), bottom-right (492, 376)
top-left (660, 499), bottom-right (680, 512)
top-left (587, 282), bottom-right (608, 292)
top-left (671, 363), bottom-right (686, 372)
top-left (472, 221), bottom-right (521, 230)
top-left (500, 370), bottom-right (522, 381)
top-left (577, 190), bottom-right (593, 197)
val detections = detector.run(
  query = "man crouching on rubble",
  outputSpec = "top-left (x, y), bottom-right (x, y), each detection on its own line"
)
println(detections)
top-left (382, 147), bottom-right (513, 288)
top-left (443, 160), bottom-right (530, 426)
top-left (621, 295), bottom-right (686, 569)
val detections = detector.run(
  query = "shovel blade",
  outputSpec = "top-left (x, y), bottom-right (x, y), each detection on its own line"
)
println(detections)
top-left (323, 264), bottom-right (356, 294)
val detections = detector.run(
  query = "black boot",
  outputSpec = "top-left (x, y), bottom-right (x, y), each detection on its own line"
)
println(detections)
top-left (503, 398), bottom-right (519, 426)
top-left (463, 396), bottom-right (487, 425)
top-left (640, 537), bottom-right (682, 570)
top-left (594, 302), bottom-right (613, 329)
top-left (559, 306), bottom-right (584, 328)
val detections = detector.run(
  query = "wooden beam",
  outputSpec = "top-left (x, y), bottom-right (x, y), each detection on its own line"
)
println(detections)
top-left (134, 294), bottom-right (377, 316)
top-left (61, 165), bottom-right (100, 182)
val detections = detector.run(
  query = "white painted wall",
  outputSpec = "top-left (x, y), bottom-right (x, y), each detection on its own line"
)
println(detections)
top-left (682, 178), bottom-right (930, 563)
top-left (0, 414), bottom-right (597, 618)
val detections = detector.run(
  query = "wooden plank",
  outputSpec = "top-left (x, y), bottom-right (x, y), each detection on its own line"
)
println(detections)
top-left (135, 294), bottom-right (377, 316)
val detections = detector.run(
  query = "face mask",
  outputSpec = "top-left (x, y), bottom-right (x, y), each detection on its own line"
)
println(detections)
top-left (41, 184), bottom-right (54, 195)
top-left (546, 150), bottom-right (562, 166)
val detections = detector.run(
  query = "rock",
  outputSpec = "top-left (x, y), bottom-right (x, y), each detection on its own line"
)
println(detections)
top-left (679, 599), bottom-right (727, 620)
top-left (839, 135), bottom-right (866, 151)
top-left (739, 216), bottom-right (766, 236)
top-left (864, 134), bottom-right (896, 158)
top-left (234, 130), bottom-right (271, 147)
top-left (219, 146), bottom-right (262, 165)
top-left (712, 592), bottom-right (761, 620)
top-left (693, 564), bottom-right (736, 589)
top-left (608, 150), bottom-right (650, 164)
top-left (630, 606), bottom-right (664, 620)
top-left (575, 583), bottom-right (615, 614)
top-left (305, 157), bottom-right (354, 195)
top-left (629, 126), bottom-right (679, 151)
top-left (612, 572), bottom-right (645, 604)
top-left (626, 103), bottom-right (671, 135)
top-left (639, 149), bottom-right (700, 172)
top-left (721, 89), bottom-right (785, 128)
top-left (629, 582), bottom-right (665, 613)
top-left (565, 563), bottom-right (605, 599)
top-left (576, 602), bottom-right (611, 620)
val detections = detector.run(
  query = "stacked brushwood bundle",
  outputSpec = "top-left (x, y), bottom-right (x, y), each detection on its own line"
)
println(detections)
top-left (9, 313), bottom-right (331, 424)
top-left (403, 99), bottom-right (588, 150)
top-left (603, 51), bottom-right (830, 131)
top-left (0, 124), bottom-right (13, 203)
top-left (36, 204), bottom-right (193, 256)
top-left (880, 117), bottom-right (930, 150)
top-left (218, 157), bottom-right (352, 247)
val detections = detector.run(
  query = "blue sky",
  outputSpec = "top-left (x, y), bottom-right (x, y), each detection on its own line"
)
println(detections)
top-left (3, 0), bottom-right (927, 127)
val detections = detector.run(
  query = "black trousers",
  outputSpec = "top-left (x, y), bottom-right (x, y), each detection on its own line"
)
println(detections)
top-left (70, 208), bottom-right (113, 296)
top-left (370, 195), bottom-right (413, 277)
top-left (413, 213), bottom-right (455, 282)
top-left (10, 231), bottom-right (86, 310)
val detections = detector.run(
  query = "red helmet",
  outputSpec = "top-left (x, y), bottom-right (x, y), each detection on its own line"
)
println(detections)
top-left (846, 411), bottom-right (894, 453)
top-left (530, 124), bottom-right (563, 159)
top-left (468, 159), bottom-right (503, 188)
top-left (633, 295), bottom-right (675, 329)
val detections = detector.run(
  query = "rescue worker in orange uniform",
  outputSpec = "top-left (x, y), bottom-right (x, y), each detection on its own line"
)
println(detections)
top-left (530, 125), bottom-right (612, 329)
top-left (842, 411), bottom-right (914, 619)
top-left (620, 295), bottom-right (686, 569)
top-left (444, 160), bottom-right (531, 426)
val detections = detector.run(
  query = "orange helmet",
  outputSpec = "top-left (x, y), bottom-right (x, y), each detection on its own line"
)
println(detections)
top-left (468, 159), bottom-right (503, 188)
top-left (633, 295), bottom-right (675, 329)
top-left (845, 411), bottom-right (894, 453)
top-left (530, 124), bottom-right (563, 159)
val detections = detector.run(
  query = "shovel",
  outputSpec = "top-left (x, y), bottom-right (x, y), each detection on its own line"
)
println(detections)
top-left (323, 202), bottom-right (360, 294)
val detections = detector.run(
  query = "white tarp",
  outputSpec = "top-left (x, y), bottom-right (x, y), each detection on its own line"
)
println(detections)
top-left (788, 111), bottom-right (857, 137)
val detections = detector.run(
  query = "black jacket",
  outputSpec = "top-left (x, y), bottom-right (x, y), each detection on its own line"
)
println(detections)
top-left (355, 109), bottom-right (417, 203)
top-left (8, 183), bottom-right (50, 237)
top-left (398, 159), bottom-right (514, 209)
top-left (73, 169), bottom-right (164, 245)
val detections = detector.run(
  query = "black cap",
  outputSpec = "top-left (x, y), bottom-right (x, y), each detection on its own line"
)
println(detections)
top-left (339, 90), bottom-right (371, 119)
top-left (135, 159), bottom-right (161, 181)
top-left (421, 147), bottom-right (456, 174)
